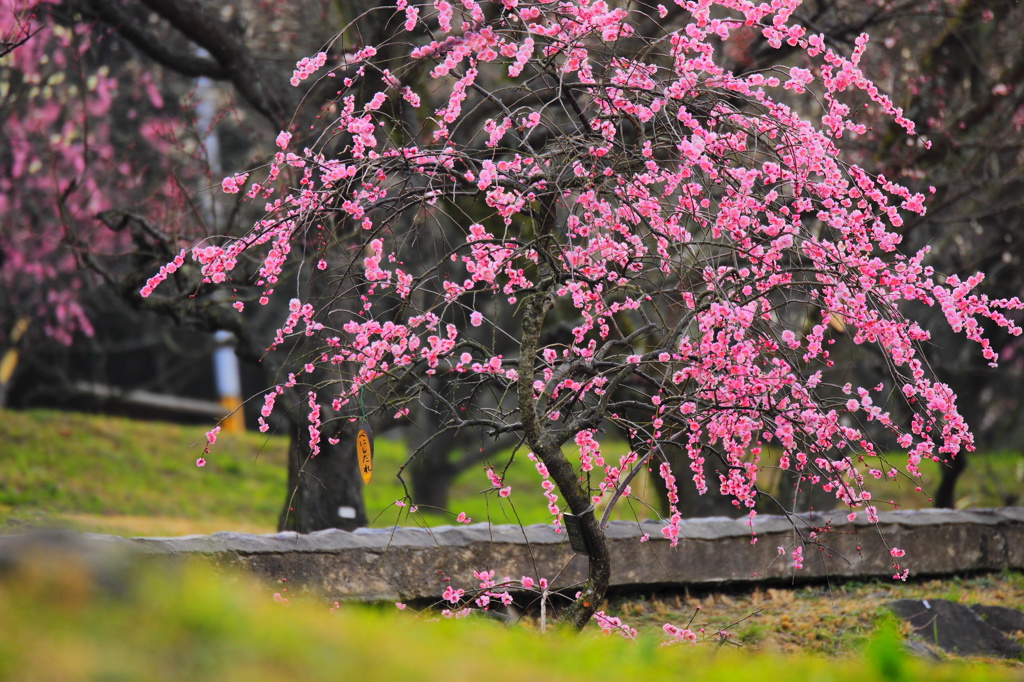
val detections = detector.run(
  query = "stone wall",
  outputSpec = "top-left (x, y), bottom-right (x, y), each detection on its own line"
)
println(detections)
top-left (80, 507), bottom-right (1024, 602)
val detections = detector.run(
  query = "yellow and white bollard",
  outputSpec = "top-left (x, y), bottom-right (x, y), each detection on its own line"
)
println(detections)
top-left (213, 330), bottom-right (245, 433)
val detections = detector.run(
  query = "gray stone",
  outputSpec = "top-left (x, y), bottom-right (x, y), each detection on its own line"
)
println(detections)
top-left (971, 604), bottom-right (1024, 637)
top-left (902, 639), bottom-right (942, 661)
top-left (0, 529), bottom-right (140, 597)
top-left (888, 599), bottom-right (1024, 659)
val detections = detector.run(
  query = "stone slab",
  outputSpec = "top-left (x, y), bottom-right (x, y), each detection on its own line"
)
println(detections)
top-left (889, 599), bottom-right (1024, 659)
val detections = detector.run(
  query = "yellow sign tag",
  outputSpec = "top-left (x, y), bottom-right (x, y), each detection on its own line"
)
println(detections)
top-left (356, 423), bottom-right (373, 484)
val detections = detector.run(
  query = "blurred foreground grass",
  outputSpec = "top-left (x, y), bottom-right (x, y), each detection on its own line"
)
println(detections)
top-left (0, 408), bottom-right (1021, 537)
top-left (0, 550), bottom-right (1017, 680)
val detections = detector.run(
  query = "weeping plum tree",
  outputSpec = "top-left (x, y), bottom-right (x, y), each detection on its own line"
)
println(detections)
top-left (145, 0), bottom-right (1017, 630)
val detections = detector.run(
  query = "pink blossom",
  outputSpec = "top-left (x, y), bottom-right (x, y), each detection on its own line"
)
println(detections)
top-left (663, 623), bottom-right (698, 643)
top-left (221, 173), bottom-right (249, 194)
top-left (442, 585), bottom-right (464, 603)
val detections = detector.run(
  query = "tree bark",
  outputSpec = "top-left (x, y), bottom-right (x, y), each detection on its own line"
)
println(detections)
top-left (517, 290), bottom-right (610, 631)
top-left (407, 436), bottom-right (459, 513)
top-left (278, 417), bottom-right (368, 532)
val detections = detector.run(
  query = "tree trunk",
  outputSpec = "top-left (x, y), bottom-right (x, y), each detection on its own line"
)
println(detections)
top-left (934, 452), bottom-right (966, 509)
top-left (278, 417), bottom-right (368, 532)
top-left (518, 289), bottom-right (610, 631)
top-left (407, 443), bottom-right (458, 513)
top-left (405, 376), bottom-right (459, 512)
top-left (557, 506), bottom-right (612, 630)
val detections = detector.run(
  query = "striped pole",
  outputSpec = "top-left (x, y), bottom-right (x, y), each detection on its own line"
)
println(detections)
top-left (213, 330), bottom-right (245, 432)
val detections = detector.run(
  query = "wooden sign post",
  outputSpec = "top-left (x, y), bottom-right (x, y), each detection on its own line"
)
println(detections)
top-left (356, 422), bottom-right (373, 484)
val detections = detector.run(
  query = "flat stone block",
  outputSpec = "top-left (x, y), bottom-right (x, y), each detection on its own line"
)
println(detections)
top-left (2, 509), bottom-right (1021, 602)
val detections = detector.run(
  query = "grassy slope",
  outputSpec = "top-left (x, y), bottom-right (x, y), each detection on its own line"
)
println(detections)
top-left (1, 408), bottom-right (1021, 537)
top-left (0, 409), bottom-right (289, 535)
top-left (0, 409), bottom-right (655, 536)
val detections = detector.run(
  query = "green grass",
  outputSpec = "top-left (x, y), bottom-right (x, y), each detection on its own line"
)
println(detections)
top-left (1, 408), bottom-right (1021, 538)
top-left (0, 409), bottom-right (654, 536)
top-left (0, 409), bottom-right (290, 535)
top-left (0, 553), bottom-right (1016, 680)
top-left (2, 408), bottom-right (1023, 671)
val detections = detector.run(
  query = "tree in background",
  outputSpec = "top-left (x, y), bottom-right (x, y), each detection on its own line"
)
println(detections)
top-left (141, 0), bottom-right (1021, 629)
top-left (1, 0), bottom-right (378, 531)
top-left (0, 1), bottom-right (171, 402)
top-left (855, 0), bottom-right (1024, 507)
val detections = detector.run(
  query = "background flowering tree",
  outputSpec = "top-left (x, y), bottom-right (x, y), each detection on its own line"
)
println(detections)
top-left (141, 0), bottom-right (1022, 629)
top-left (1, 0), bottom-right (378, 531)
top-left (0, 1), bottom-right (167, 402)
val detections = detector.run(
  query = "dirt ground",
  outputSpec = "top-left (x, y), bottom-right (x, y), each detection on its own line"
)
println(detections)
top-left (598, 570), bottom-right (1024, 662)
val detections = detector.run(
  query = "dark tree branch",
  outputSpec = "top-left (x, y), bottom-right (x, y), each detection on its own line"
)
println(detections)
top-left (83, 0), bottom-right (225, 77)
top-left (75, 0), bottom-right (294, 127)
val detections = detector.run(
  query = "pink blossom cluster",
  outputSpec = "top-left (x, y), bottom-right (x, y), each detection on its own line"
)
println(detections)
top-left (290, 51), bottom-right (327, 87)
top-left (662, 623), bottom-right (698, 643)
top-left (434, 572), bottom-right (549, 615)
top-left (527, 452), bottom-right (562, 532)
top-left (592, 611), bottom-right (637, 639)
top-left (139, 249), bottom-right (185, 299)
top-left (485, 466), bottom-right (512, 498)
